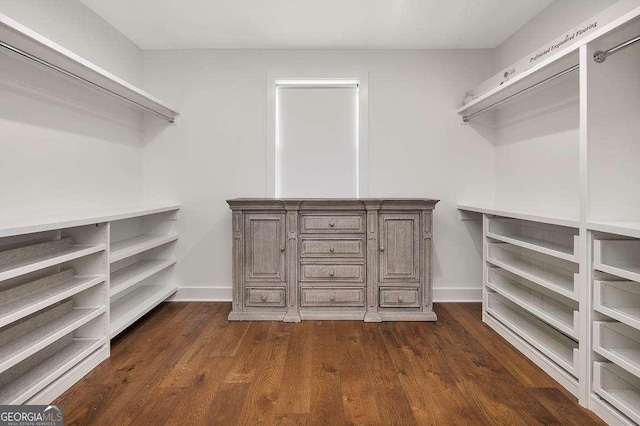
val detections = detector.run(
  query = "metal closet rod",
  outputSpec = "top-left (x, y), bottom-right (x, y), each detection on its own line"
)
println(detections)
top-left (462, 63), bottom-right (579, 123)
top-left (594, 33), bottom-right (640, 63)
top-left (0, 40), bottom-right (175, 123)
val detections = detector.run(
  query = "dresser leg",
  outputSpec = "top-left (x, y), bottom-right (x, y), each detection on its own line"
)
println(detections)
top-left (283, 312), bottom-right (302, 323)
top-left (364, 313), bottom-right (382, 322)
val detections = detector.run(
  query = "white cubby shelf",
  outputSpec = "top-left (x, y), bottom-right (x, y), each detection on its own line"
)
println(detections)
top-left (594, 240), bottom-right (640, 283)
top-left (0, 307), bottom-right (105, 374)
top-left (0, 239), bottom-right (105, 282)
top-left (594, 362), bottom-right (640, 425)
top-left (594, 321), bottom-right (640, 381)
top-left (487, 242), bottom-right (578, 301)
top-left (0, 338), bottom-right (106, 405)
top-left (594, 280), bottom-right (640, 331)
top-left (487, 267), bottom-right (578, 338)
top-left (110, 283), bottom-right (178, 339)
top-left (110, 259), bottom-right (177, 300)
top-left (486, 293), bottom-right (579, 377)
top-left (110, 234), bottom-right (178, 264)
top-left (487, 217), bottom-right (579, 262)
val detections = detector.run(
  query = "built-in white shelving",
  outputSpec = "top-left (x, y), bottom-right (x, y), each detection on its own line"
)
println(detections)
top-left (594, 321), bottom-right (640, 380)
top-left (0, 13), bottom-right (178, 123)
top-left (0, 223), bottom-right (109, 405)
top-left (0, 307), bottom-right (105, 374)
top-left (487, 267), bottom-right (578, 338)
top-left (486, 293), bottom-right (579, 376)
top-left (110, 259), bottom-right (176, 299)
top-left (0, 240), bottom-right (105, 282)
top-left (487, 242), bottom-right (578, 301)
top-left (594, 362), bottom-right (640, 425)
top-left (458, 205), bottom-right (580, 228)
top-left (110, 234), bottom-right (178, 264)
top-left (0, 273), bottom-right (104, 329)
top-left (595, 240), bottom-right (640, 283)
top-left (594, 281), bottom-right (640, 331)
top-left (110, 283), bottom-right (178, 339)
top-left (108, 208), bottom-right (179, 338)
top-left (0, 338), bottom-right (106, 405)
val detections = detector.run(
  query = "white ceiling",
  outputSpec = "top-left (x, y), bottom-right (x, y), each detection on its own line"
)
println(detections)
top-left (81, 0), bottom-right (554, 50)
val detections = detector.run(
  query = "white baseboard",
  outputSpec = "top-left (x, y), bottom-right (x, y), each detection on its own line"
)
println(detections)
top-left (433, 287), bottom-right (482, 302)
top-left (168, 286), bottom-right (482, 303)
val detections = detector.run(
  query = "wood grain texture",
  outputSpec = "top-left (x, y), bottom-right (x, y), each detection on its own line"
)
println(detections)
top-left (55, 302), bottom-right (604, 425)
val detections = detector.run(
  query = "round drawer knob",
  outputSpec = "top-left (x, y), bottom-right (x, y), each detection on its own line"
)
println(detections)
top-left (329, 221), bottom-right (335, 227)
top-left (260, 295), bottom-right (268, 302)
top-left (398, 296), bottom-right (404, 303)
top-left (329, 247), bottom-right (335, 252)
top-left (329, 270), bottom-right (335, 277)
top-left (330, 295), bottom-right (336, 302)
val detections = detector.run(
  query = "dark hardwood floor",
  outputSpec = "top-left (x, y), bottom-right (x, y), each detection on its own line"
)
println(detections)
top-left (55, 303), bottom-right (604, 425)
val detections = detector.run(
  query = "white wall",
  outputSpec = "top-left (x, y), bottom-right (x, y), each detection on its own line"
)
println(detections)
top-left (142, 49), bottom-right (495, 300)
top-left (495, 0), bottom-right (617, 71)
top-left (0, 0), bottom-right (145, 217)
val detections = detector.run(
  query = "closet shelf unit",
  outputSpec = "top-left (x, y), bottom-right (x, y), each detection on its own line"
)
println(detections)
top-left (0, 223), bottom-right (109, 405)
top-left (460, 206), bottom-right (582, 397)
top-left (0, 13), bottom-right (179, 123)
top-left (592, 231), bottom-right (640, 424)
top-left (0, 203), bottom-right (180, 404)
top-left (108, 208), bottom-right (180, 339)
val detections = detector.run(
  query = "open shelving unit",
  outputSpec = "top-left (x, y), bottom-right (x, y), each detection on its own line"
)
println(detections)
top-left (461, 208), bottom-right (583, 398)
top-left (0, 203), bottom-right (180, 405)
top-left (0, 224), bottom-right (109, 405)
top-left (457, 6), bottom-right (640, 423)
top-left (108, 208), bottom-right (179, 338)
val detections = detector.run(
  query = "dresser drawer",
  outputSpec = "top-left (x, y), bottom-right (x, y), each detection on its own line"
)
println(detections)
top-left (245, 288), bottom-right (285, 307)
top-left (379, 288), bottom-right (419, 308)
top-left (300, 214), bottom-right (365, 234)
top-left (300, 238), bottom-right (365, 258)
top-left (300, 287), bottom-right (365, 307)
top-left (300, 262), bottom-right (365, 282)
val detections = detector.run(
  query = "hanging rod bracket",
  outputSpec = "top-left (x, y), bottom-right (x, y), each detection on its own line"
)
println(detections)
top-left (593, 50), bottom-right (607, 63)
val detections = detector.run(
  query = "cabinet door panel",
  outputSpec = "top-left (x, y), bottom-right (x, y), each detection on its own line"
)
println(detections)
top-left (379, 213), bottom-right (420, 283)
top-left (244, 213), bottom-right (286, 283)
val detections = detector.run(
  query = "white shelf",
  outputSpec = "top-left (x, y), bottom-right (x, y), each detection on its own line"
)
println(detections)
top-left (0, 337), bottom-right (105, 404)
top-left (595, 240), bottom-right (640, 283)
top-left (594, 281), bottom-right (640, 331)
top-left (110, 259), bottom-right (176, 299)
top-left (486, 217), bottom-right (578, 262)
top-left (0, 274), bottom-right (104, 329)
top-left (110, 234), bottom-right (178, 263)
top-left (457, 204), bottom-right (579, 228)
top-left (487, 267), bottom-right (578, 338)
top-left (0, 13), bottom-right (178, 123)
top-left (110, 284), bottom-right (177, 338)
top-left (0, 204), bottom-right (180, 239)
top-left (588, 222), bottom-right (640, 240)
top-left (0, 244), bottom-right (105, 282)
top-left (487, 242), bottom-right (578, 301)
top-left (594, 362), bottom-right (640, 425)
top-left (0, 307), bottom-right (104, 374)
top-left (486, 293), bottom-right (578, 376)
top-left (594, 321), bottom-right (640, 381)
top-left (457, 48), bottom-right (578, 120)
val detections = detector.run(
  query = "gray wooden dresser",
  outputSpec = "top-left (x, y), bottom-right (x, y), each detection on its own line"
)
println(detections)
top-left (227, 199), bottom-right (439, 322)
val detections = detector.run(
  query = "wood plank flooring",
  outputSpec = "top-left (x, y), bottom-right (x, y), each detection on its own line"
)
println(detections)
top-left (55, 303), bottom-right (604, 425)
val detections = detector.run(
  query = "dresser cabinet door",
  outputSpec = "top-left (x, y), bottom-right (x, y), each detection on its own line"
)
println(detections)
top-left (378, 213), bottom-right (420, 284)
top-left (244, 213), bottom-right (286, 283)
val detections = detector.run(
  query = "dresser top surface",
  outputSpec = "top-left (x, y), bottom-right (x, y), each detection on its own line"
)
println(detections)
top-left (227, 198), bottom-right (439, 210)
